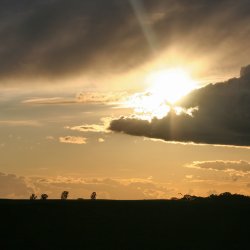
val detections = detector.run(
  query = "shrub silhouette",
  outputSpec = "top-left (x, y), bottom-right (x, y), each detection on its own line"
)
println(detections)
top-left (30, 194), bottom-right (37, 200)
top-left (183, 194), bottom-right (197, 201)
top-left (41, 194), bottom-right (48, 200)
top-left (61, 191), bottom-right (69, 200)
top-left (90, 192), bottom-right (96, 200)
top-left (219, 192), bottom-right (232, 197)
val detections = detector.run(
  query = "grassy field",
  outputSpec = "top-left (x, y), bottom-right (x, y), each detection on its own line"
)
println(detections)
top-left (0, 197), bottom-right (250, 249)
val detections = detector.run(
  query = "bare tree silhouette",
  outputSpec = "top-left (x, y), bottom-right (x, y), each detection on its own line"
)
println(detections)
top-left (61, 191), bottom-right (69, 200)
top-left (90, 192), bottom-right (96, 200)
top-left (30, 194), bottom-right (37, 200)
top-left (41, 194), bottom-right (48, 200)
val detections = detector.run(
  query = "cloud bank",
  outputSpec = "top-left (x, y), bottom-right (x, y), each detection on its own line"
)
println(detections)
top-left (0, 172), bottom-right (174, 199)
top-left (1, 170), bottom-right (249, 199)
top-left (1, 0), bottom-right (250, 82)
top-left (35, 176), bottom-right (173, 200)
top-left (0, 172), bottom-right (33, 198)
top-left (110, 65), bottom-right (250, 146)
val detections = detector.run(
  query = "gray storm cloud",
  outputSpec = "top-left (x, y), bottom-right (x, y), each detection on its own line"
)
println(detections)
top-left (0, 0), bottom-right (250, 82)
top-left (109, 65), bottom-right (250, 147)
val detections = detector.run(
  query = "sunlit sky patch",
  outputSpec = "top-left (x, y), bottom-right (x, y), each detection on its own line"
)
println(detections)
top-left (146, 68), bottom-right (197, 103)
top-left (123, 67), bottom-right (198, 120)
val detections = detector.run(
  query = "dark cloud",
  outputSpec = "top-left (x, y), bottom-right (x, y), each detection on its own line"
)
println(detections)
top-left (109, 65), bottom-right (250, 146)
top-left (1, 0), bottom-right (250, 82)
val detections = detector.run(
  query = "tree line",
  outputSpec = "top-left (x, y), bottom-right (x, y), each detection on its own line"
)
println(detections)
top-left (30, 191), bottom-right (97, 200)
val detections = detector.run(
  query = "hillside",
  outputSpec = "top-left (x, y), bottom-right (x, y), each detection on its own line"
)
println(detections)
top-left (1, 197), bottom-right (250, 250)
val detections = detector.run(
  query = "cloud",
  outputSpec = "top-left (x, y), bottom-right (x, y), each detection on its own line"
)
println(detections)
top-left (67, 117), bottom-right (112, 133)
top-left (187, 160), bottom-right (250, 173)
top-left (33, 176), bottom-right (174, 199)
top-left (0, 172), bottom-right (34, 198)
top-left (59, 136), bottom-right (87, 145)
top-left (186, 160), bottom-right (250, 180)
top-left (0, 172), bottom-right (173, 199)
top-left (76, 91), bottom-right (128, 104)
top-left (46, 136), bottom-right (55, 140)
top-left (98, 138), bottom-right (105, 143)
top-left (22, 97), bottom-right (75, 105)
top-left (109, 65), bottom-right (250, 146)
top-left (1, 0), bottom-right (250, 83)
top-left (22, 91), bottom-right (127, 105)
top-left (68, 124), bottom-right (107, 133)
top-left (1, 171), bottom-right (249, 199)
top-left (0, 120), bottom-right (41, 126)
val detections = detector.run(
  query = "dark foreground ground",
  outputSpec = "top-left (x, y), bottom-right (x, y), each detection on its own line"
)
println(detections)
top-left (1, 197), bottom-right (250, 250)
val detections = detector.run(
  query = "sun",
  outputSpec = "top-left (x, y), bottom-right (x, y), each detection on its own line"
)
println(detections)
top-left (126, 68), bottom-right (198, 120)
top-left (146, 68), bottom-right (197, 104)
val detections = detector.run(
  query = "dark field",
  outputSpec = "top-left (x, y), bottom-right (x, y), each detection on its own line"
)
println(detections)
top-left (1, 197), bottom-right (250, 250)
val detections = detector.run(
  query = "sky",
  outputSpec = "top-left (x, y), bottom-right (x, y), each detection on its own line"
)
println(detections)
top-left (1, 0), bottom-right (250, 199)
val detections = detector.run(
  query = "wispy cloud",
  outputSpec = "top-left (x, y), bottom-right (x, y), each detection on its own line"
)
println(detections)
top-left (59, 136), bottom-right (87, 145)
top-left (0, 120), bottom-right (41, 126)
top-left (46, 136), bottom-right (55, 140)
top-left (68, 124), bottom-right (107, 133)
top-left (76, 91), bottom-right (128, 104)
top-left (67, 117), bottom-right (112, 133)
top-left (22, 97), bottom-right (75, 105)
top-left (98, 138), bottom-right (105, 143)
top-left (22, 91), bottom-right (128, 105)
top-left (186, 160), bottom-right (250, 178)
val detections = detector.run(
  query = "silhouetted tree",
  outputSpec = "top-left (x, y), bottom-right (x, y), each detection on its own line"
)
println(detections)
top-left (90, 192), bottom-right (96, 200)
top-left (219, 192), bottom-right (232, 197)
top-left (41, 194), bottom-right (48, 200)
top-left (30, 194), bottom-right (37, 200)
top-left (183, 194), bottom-right (196, 201)
top-left (170, 197), bottom-right (178, 200)
top-left (209, 194), bottom-right (218, 199)
top-left (61, 191), bottom-right (69, 200)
